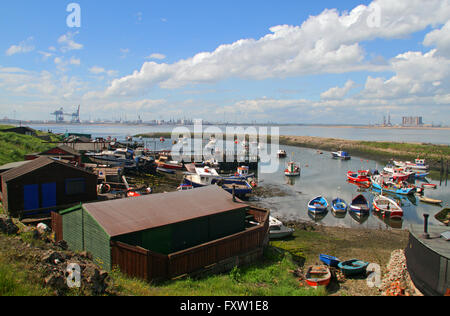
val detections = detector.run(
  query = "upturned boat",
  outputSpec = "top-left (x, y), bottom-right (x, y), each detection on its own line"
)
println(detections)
top-left (305, 265), bottom-right (331, 288)
top-left (308, 196), bottom-right (328, 214)
top-left (373, 195), bottom-right (403, 218)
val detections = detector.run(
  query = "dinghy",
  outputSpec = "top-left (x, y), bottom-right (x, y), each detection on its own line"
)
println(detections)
top-left (419, 196), bottom-right (442, 205)
top-left (349, 194), bottom-right (370, 216)
top-left (331, 198), bottom-right (348, 215)
top-left (305, 265), bottom-right (331, 288)
top-left (308, 196), bottom-right (328, 214)
top-left (319, 254), bottom-right (341, 268)
top-left (338, 259), bottom-right (369, 277)
top-left (373, 195), bottom-right (403, 218)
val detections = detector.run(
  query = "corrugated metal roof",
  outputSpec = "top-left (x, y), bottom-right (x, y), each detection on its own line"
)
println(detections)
top-left (1, 156), bottom-right (95, 182)
top-left (82, 186), bottom-right (248, 237)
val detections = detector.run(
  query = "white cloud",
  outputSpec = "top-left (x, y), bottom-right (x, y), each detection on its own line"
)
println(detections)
top-left (321, 80), bottom-right (356, 100)
top-left (58, 32), bottom-right (83, 52)
top-left (102, 0), bottom-right (450, 97)
top-left (146, 53), bottom-right (166, 60)
top-left (5, 37), bottom-right (35, 56)
top-left (89, 66), bottom-right (118, 77)
top-left (423, 21), bottom-right (450, 58)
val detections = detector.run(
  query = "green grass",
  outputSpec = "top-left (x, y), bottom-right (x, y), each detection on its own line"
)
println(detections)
top-left (0, 131), bottom-right (59, 165)
top-left (108, 246), bottom-right (326, 296)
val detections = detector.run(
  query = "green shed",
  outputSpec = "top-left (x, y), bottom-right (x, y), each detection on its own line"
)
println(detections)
top-left (59, 186), bottom-right (250, 271)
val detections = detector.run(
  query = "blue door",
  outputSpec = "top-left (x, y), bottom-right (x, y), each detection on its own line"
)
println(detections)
top-left (23, 184), bottom-right (39, 211)
top-left (41, 182), bottom-right (57, 213)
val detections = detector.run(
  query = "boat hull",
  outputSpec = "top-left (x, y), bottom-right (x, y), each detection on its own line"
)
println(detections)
top-left (319, 254), bottom-right (341, 268)
top-left (305, 266), bottom-right (331, 288)
top-left (338, 259), bottom-right (369, 277)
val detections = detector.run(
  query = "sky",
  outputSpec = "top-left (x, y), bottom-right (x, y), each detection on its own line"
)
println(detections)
top-left (1, 0), bottom-right (450, 125)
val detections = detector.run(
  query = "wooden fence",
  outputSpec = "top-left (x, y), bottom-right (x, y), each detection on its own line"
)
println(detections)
top-left (110, 207), bottom-right (269, 282)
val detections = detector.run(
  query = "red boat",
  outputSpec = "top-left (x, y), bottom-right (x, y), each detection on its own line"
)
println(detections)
top-left (155, 156), bottom-right (184, 170)
top-left (347, 170), bottom-right (370, 183)
top-left (305, 265), bottom-right (331, 288)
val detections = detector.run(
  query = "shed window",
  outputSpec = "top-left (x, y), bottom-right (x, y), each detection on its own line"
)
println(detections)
top-left (65, 178), bottom-right (86, 195)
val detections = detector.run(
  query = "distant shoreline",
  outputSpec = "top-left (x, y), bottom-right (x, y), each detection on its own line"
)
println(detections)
top-left (3, 121), bottom-right (449, 130)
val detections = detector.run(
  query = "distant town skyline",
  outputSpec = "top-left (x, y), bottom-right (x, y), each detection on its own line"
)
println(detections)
top-left (1, 1), bottom-right (450, 124)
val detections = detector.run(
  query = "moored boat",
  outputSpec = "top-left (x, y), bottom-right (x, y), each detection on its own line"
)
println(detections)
top-left (371, 175), bottom-right (416, 195)
top-left (394, 158), bottom-right (429, 171)
top-left (331, 151), bottom-right (351, 160)
top-left (305, 265), bottom-right (331, 288)
top-left (308, 196), bottom-right (328, 214)
top-left (347, 170), bottom-right (370, 183)
top-left (155, 156), bottom-right (184, 170)
top-left (285, 161), bottom-right (300, 177)
top-left (277, 150), bottom-right (287, 158)
top-left (338, 259), bottom-right (369, 277)
top-left (418, 196), bottom-right (442, 205)
top-left (331, 198), bottom-right (348, 215)
top-left (421, 183), bottom-right (437, 189)
top-left (349, 194), bottom-right (370, 216)
top-left (373, 195), bottom-right (403, 218)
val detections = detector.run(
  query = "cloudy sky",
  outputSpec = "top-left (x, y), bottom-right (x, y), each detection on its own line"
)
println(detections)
top-left (1, 0), bottom-right (450, 124)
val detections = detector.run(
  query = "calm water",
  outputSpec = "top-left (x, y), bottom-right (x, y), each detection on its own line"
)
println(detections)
top-left (256, 144), bottom-right (449, 230)
top-left (29, 123), bottom-right (449, 230)
top-left (29, 123), bottom-right (450, 145)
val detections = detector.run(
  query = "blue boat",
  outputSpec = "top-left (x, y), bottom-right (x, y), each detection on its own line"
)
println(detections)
top-left (338, 259), bottom-right (369, 276)
top-left (371, 176), bottom-right (416, 195)
top-left (331, 198), bottom-right (348, 215)
top-left (319, 254), bottom-right (341, 267)
top-left (308, 196), bottom-right (328, 214)
top-left (349, 194), bottom-right (370, 216)
top-left (331, 151), bottom-right (351, 160)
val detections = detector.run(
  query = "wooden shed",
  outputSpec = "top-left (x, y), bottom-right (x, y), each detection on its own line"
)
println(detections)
top-left (55, 186), bottom-right (269, 281)
top-left (0, 157), bottom-right (97, 218)
top-left (0, 126), bottom-right (37, 136)
top-left (25, 145), bottom-right (82, 165)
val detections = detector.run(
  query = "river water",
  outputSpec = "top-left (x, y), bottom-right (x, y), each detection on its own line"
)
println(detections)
top-left (29, 123), bottom-right (449, 230)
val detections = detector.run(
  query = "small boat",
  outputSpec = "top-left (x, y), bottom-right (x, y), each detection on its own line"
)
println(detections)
top-left (285, 161), bottom-right (301, 177)
top-left (319, 254), bottom-right (341, 268)
top-left (331, 198), bottom-right (348, 215)
top-left (421, 183), bottom-right (437, 189)
top-left (373, 195), bottom-right (403, 218)
top-left (177, 184), bottom-right (194, 191)
top-left (347, 170), bottom-right (370, 183)
top-left (331, 151), bottom-right (351, 160)
top-left (155, 156), bottom-right (184, 170)
top-left (269, 217), bottom-right (295, 239)
top-left (338, 259), bottom-right (369, 277)
top-left (183, 166), bottom-right (220, 187)
top-left (349, 194), bottom-right (370, 216)
top-left (305, 265), bottom-right (332, 288)
top-left (308, 196), bottom-right (328, 214)
top-left (277, 150), bottom-right (287, 158)
top-left (156, 167), bottom-right (176, 174)
top-left (418, 196), bottom-right (442, 205)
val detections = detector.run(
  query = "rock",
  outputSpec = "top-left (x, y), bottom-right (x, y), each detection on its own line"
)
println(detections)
top-left (44, 273), bottom-right (68, 295)
top-left (42, 251), bottom-right (65, 265)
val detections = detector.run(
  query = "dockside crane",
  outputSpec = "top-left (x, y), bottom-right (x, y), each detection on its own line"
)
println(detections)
top-left (51, 105), bottom-right (81, 123)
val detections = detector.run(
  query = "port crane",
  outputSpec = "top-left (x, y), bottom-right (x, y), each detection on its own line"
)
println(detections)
top-left (51, 105), bottom-right (81, 123)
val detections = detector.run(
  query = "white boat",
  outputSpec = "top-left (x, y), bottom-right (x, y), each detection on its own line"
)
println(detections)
top-left (269, 216), bottom-right (294, 239)
top-left (373, 195), bottom-right (403, 219)
top-left (393, 159), bottom-right (429, 171)
top-left (277, 150), bottom-right (287, 158)
top-left (331, 151), bottom-right (351, 160)
top-left (183, 166), bottom-right (220, 187)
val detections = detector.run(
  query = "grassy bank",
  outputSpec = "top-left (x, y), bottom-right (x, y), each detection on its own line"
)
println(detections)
top-left (0, 217), bottom-right (409, 296)
top-left (0, 125), bottom-right (61, 165)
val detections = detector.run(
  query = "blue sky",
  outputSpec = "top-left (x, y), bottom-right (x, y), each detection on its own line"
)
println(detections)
top-left (1, 0), bottom-right (449, 124)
